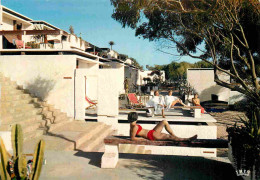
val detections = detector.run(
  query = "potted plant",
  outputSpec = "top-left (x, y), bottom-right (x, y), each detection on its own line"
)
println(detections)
top-left (227, 106), bottom-right (260, 180)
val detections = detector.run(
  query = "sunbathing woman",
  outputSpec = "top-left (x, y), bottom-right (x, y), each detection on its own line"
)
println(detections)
top-left (191, 93), bottom-right (205, 113)
top-left (128, 112), bottom-right (198, 141)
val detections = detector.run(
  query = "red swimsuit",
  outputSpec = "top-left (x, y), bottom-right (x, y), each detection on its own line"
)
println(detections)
top-left (136, 125), bottom-right (155, 141)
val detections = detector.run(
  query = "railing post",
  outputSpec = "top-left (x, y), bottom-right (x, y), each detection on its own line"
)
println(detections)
top-left (23, 31), bottom-right (26, 49)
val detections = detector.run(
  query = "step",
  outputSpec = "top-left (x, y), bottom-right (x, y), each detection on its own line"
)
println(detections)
top-left (91, 130), bottom-right (117, 152)
top-left (1, 103), bottom-right (41, 113)
top-left (0, 118), bottom-right (42, 131)
top-left (0, 110), bottom-right (43, 122)
top-left (47, 120), bottom-right (72, 132)
top-left (24, 129), bottom-right (45, 142)
top-left (0, 107), bottom-right (42, 117)
top-left (0, 118), bottom-right (44, 131)
top-left (0, 76), bottom-right (10, 82)
top-left (78, 125), bottom-right (113, 152)
top-left (67, 122), bottom-right (107, 150)
top-left (1, 89), bottom-right (29, 96)
top-left (1, 100), bottom-right (35, 109)
top-left (1, 115), bottom-right (44, 127)
top-left (39, 122), bottom-right (103, 151)
top-left (51, 113), bottom-right (68, 124)
top-left (46, 121), bottom-right (105, 150)
top-left (1, 93), bottom-right (32, 102)
top-left (1, 98), bottom-right (31, 106)
top-left (22, 122), bottom-right (43, 134)
top-left (0, 81), bottom-right (17, 87)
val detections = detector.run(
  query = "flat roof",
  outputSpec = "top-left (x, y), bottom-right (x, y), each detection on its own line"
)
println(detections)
top-left (2, 6), bottom-right (33, 22)
top-left (0, 49), bottom-right (99, 60)
top-left (31, 20), bottom-right (60, 30)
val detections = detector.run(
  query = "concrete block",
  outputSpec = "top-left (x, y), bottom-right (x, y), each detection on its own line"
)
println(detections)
top-left (101, 153), bottom-right (119, 168)
top-left (101, 145), bottom-right (119, 168)
top-left (194, 108), bottom-right (201, 118)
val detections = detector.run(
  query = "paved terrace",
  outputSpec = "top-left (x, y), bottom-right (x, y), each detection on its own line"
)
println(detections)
top-left (39, 150), bottom-right (241, 180)
top-left (118, 109), bottom-right (216, 122)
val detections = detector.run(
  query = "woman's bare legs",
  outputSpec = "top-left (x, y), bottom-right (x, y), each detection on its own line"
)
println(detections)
top-left (153, 133), bottom-right (197, 141)
top-left (153, 120), bottom-right (174, 135)
top-left (153, 120), bottom-right (197, 141)
top-left (170, 99), bottom-right (180, 108)
top-left (162, 109), bottom-right (165, 118)
top-left (170, 99), bottom-right (186, 108)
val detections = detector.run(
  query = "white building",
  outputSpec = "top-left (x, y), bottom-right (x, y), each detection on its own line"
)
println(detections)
top-left (137, 70), bottom-right (166, 85)
top-left (0, 5), bottom-right (124, 124)
top-left (187, 68), bottom-right (244, 104)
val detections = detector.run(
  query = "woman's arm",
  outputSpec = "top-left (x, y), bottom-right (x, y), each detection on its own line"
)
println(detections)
top-left (130, 126), bottom-right (144, 141)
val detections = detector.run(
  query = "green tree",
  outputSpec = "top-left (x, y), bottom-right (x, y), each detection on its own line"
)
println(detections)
top-left (111, 0), bottom-right (260, 107)
top-left (109, 41), bottom-right (115, 50)
top-left (194, 61), bottom-right (214, 68)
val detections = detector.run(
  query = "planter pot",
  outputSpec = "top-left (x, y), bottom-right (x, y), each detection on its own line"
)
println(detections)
top-left (228, 142), bottom-right (258, 180)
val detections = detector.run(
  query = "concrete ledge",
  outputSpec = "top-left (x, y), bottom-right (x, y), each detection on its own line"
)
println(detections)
top-left (104, 136), bottom-right (228, 148)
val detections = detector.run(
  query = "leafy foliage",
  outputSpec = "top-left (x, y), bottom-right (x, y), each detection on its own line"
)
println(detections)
top-left (109, 41), bottom-right (115, 50)
top-left (111, 0), bottom-right (260, 107)
top-left (147, 61), bottom-right (213, 80)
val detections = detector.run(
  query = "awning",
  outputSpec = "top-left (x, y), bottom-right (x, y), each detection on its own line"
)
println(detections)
top-left (3, 35), bottom-right (18, 44)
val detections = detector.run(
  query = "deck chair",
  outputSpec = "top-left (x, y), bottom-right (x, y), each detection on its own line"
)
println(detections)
top-left (85, 76), bottom-right (97, 109)
top-left (127, 93), bottom-right (144, 108)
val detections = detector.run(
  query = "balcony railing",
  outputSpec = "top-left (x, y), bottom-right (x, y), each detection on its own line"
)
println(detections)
top-left (0, 30), bottom-right (87, 51)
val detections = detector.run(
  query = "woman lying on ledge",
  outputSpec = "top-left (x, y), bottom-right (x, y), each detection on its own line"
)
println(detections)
top-left (128, 112), bottom-right (197, 141)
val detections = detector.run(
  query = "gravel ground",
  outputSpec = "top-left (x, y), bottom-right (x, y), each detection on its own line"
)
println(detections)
top-left (210, 111), bottom-right (246, 157)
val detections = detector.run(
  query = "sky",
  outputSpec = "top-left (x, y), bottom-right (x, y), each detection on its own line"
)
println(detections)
top-left (1, 0), bottom-right (199, 68)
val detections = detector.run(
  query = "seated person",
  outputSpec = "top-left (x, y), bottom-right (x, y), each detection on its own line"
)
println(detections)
top-left (146, 90), bottom-right (165, 118)
top-left (191, 93), bottom-right (205, 113)
top-left (128, 112), bottom-right (197, 141)
top-left (164, 90), bottom-right (186, 110)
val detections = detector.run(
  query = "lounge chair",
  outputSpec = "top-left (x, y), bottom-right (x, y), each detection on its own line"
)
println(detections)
top-left (85, 76), bottom-right (97, 109)
top-left (127, 93), bottom-right (144, 108)
top-left (85, 95), bottom-right (97, 109)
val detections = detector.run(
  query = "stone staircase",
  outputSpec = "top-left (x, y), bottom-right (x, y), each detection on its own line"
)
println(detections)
top-left (24, 121), bottom-right (115, 152)
top-left (0, 73), bottom-right (114, 152)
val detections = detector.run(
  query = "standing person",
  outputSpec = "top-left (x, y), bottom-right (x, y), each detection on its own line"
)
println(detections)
top-left (128, 112), bottom-right (197, 141)
top-left (146, 90), bottom-right (165, 118)
top-left (124, 77), bottom-right (129, 94)
top-left (164, 90), bottom-right (187, 110)
top-left (191, 93), bottom-right (205, 114)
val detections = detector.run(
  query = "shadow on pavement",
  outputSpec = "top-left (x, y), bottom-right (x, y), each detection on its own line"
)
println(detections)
top-left (74, 151), bottom-right (243, 180)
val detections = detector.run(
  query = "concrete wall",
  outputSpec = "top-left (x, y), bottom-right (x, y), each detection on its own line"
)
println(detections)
top-left (107, 50), bottom-right (118, 59)
top-left (108, 62), bottom-right (125, 94)
top-left (97, 69), bottom-right (122, 129)
top-left (187, 68), bottom-right (244, 104)
top-left (0, 55), bottom-right (76, 117)
top-left (74, 67), bottom-right (98, 120)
